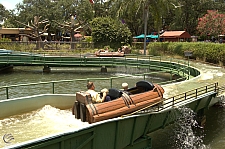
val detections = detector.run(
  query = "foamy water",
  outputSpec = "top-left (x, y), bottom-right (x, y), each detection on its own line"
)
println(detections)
top-left (162, 62), bottom-right (225, 98)
top-left (0, 105), bottom-right (89, 148)
top-left (171, 107), bottom-right (208, 149)
top-left (1, 61), bottom-right (225, 148)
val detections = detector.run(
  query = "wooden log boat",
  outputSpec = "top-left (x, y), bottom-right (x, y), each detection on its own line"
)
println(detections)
top-left (95, 51), bottom-right (124, 57)
top-left (72, 81), bottom-right (164, 123)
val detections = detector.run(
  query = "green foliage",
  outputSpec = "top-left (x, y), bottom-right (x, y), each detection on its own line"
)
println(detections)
top-left (148, 42), bottom-right (164, 56)
top-left (0, 4), bottom-right (8, 21)
top-left (83, 36), bottom-right (92, 42)
top-left (132, 42), bottom-right (144, 50)
top-left (90, 17), bottom-right (132, 49)
top-left (147, 42), bottom-right (225, 65)
top-left (1, 0), bottom-right (225, 40)
top-left (197, 10), bottom-right (225, 37)
top-left (0, 38), bottom-right (11, 42)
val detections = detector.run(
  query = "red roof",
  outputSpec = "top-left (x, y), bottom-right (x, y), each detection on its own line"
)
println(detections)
top-left (160, 31), bottom-right (191, 38)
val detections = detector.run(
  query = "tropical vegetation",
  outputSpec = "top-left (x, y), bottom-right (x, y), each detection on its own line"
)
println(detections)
top-left (147, 42), bottom-right (225, 65)
top-left (1, 0), bottom-right (225, 39)
top-left (1, 0), bottom-right (225, 66)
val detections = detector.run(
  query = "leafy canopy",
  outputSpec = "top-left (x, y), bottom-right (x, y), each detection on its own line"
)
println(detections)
top-left (91, 17), bottom-right (132, 49)
top-left (197, 10), bottom-right (225, 37)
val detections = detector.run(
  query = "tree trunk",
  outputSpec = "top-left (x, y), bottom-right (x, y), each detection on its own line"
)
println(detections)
top-left (70, 29), bottom-right (76, 49)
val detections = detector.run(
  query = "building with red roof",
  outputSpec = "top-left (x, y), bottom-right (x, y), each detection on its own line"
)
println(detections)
top-left (160, 31), bottom-right (191, 42)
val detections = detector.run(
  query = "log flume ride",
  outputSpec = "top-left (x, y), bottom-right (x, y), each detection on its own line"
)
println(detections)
top-left (72, 81), bottom-right (164, 123)
top-left (95, 51), bottom-right (125, 57)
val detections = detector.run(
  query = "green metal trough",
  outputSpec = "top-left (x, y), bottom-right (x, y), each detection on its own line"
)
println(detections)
top-left (0, 83), bottom-right (220, 149)
top-left (0, 52), bottom-right (220, 149)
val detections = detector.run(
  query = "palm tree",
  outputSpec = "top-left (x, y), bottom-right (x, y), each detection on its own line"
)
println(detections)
top-left (108, 0), bottom-right (170, 54)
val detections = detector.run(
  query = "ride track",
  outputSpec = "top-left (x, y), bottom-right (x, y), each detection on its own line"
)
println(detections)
top-left (0, 51), bottom-right (197, 76)
top-left (0, 51), bottom-right (199, 99)
top-left (0, 51), bottom-right (224, 149)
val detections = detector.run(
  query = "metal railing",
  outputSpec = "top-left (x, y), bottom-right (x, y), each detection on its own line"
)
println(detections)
top-left (0, 54), bottom-right (197, 100)
top-left (0, 52), bottom-right (191, 72)
top-left (123, 82), bottom-right (219, 117)
top-left (0, 72), bottom-right (187, 100)
top-left (161, 82), bottom-right (218, 110)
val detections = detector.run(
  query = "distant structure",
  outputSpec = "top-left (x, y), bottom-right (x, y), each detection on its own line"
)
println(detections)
top-left (15, 16), bottom-right (50, 49)
top-left (0, 27), bottom-right (32, 41)
top-left (160, 31), bottom-right (191, 42)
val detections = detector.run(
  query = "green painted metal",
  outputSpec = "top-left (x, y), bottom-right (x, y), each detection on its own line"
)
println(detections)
top-left (0, 70), bottom-right (187, 99)
top-left (4, 83), bottom-right (220, 149)
top-left (0, 54), bottom-right (196, 85)
top-left (0, 53), bottom-right (193, 74)
top-left (1, 53), bottom-right (219, 149)
top-left (0, 54), bottom-right (199, 99)
top-left (193, 99), bottom-right (202, 112)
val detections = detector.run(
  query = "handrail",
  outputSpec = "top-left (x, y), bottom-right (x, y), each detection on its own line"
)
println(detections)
top-left (0, 72), bottom-right (187, 100)
top-left (0, 54), bottom-right (196, 100)
top-left (161, 82), bottom-right (218, 110)
top-left (122, 82), bottom-right (219, 117)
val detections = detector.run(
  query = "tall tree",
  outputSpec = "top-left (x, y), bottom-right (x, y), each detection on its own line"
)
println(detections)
top-left (3, 0), bottom-right (225, 40)
top-left (16, 16), bottom-right (50, 49)
top-left (108, 0), bottom-right (169, 36)
top-left (0, 4), bottom-right (9, 26)
top-left (13, 0), bottom-right (93, 35)
top-left (167, 0), bottom-right (214, 35)
top-left (109, 0), bottom-right (146, 35)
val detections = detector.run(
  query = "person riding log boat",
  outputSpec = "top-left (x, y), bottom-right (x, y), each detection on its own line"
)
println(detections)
top-left (72, 80), bottom-right (164, 123)
top-left (95, 50), bottom-right (125, 57)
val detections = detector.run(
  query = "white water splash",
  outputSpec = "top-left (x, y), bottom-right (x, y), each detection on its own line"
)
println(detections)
top-left (0, 105), bottom-right (89, 148)
top-left (171, 107), bottom-right (209, 149)
top-left (218, 95), bottom-right (225, 107)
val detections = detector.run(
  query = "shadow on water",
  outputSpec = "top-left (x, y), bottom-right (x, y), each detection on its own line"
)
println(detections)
top-left (202, 96), bottom-right (225, 149)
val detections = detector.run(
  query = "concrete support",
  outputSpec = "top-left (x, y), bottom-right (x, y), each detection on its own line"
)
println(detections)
top-left (43, 65), bottom-right (51, 73)
top-left (101, 66), bottom-right (107, 73)
top-left (196, 108), bottom-right (206, 127)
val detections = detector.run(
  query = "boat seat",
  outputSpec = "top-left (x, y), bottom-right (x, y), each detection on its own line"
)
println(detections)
top-left (76, 91), bottom-right (92, 104)
top-left (108, 88), bottom-right (123, 100)
top-left (127, 86), bottom-right (143, 94)
top-left (136, 80), bottom-right (154, 92)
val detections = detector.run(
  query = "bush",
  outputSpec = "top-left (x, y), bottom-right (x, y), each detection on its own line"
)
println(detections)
top-left (147, 42), bottom-right (225, 65)
top-left (0, 38), bottom-right (11, 42)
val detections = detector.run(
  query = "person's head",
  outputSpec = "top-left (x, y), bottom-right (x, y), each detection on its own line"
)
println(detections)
top-left (122, 82), bottom-right (128, 90)
top-left (87, 82), bottom-right (95, 90)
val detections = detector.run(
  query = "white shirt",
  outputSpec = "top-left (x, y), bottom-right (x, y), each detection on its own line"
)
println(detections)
top-left (86, 89), bottom-right (103, 103)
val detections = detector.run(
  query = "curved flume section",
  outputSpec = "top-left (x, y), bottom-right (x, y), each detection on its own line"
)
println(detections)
top-left (1, 60), bottom-right (224, 148)
top-left (162, 61), bottom-right (225, 98)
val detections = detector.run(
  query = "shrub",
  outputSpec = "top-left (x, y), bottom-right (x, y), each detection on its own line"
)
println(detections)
top-left (147, 42), bottom-right (225, 65)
